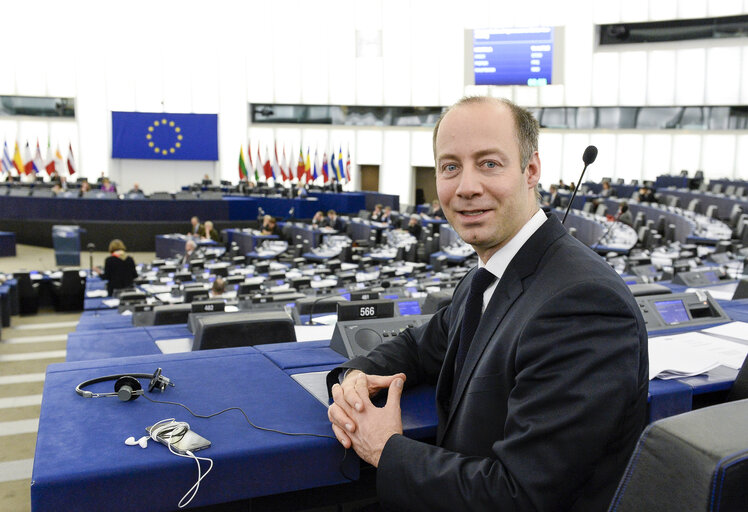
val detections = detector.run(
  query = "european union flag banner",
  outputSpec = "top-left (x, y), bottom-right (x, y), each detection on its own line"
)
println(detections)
top-left (111, 111), bottom-right (218, 161)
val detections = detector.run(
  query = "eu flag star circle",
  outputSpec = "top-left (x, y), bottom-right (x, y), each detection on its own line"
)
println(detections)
top-left (145, 119), bottom-right (182, 156)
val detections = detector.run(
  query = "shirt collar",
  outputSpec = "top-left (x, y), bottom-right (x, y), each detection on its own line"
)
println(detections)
top-left (479, 209), bottom-right (547, 280)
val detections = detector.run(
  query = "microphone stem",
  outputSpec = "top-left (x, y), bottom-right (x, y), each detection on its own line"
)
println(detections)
top-left (561, 164), bottom-right (589, 224)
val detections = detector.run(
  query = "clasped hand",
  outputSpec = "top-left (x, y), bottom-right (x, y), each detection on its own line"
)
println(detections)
top-left (327, 370), bottom-right (406, 467)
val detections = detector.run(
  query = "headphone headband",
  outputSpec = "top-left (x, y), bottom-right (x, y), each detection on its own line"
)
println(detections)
top-left (75, 368), bottom-right (173, 400)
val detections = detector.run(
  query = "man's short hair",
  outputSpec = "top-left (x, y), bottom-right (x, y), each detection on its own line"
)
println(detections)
top-left (185, 239), bottom-right (196, 251)
top-left (432, 96), bottom-right (539, 171)
top-left (327, 209), bottom-right (336, 216)
top-left (432, 96), bottom-right (541, 202)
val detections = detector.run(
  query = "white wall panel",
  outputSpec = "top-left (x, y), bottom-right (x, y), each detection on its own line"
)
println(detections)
top-left (735, 134), bottom-right (748, 179)
top-left (593, 0), bottom-right (621, 24)
top-left (591, 53), bottom-right (620, 106)
top-left (705, 47), bottom-right (741, 105)
top-left (587, 133), bottom-right (617, 181)
top-left (701, 134), bottom-right (737, 180)
top-left (382, 1), bottom-right (412, 105)
top-left (538, 131), bottom-right (563, 187)
top-left (561, 133), bottom-right (591, 184)
top-left (675, 48), bottom-right (706, 105)
top-left (706, 0), bottom-right (743, 16)
top-left (648, 0), bottom-right (678, 20)
top-left (619, 52), bottom-right (648, 105)
top-left (620, 0), bottom-right (648, 22)
top-left (411, 130), bottom-right (434, 167)
top-left (646, 51), bottom-right (676, 106)
top-left (642, 133), bottom-right (673, 177)
top-left (677, 0), bottom-right (708, 19)
top-left (410, 1), bottom-right (441, 106)
top-left (741, 47), bottom-right (748, 105)
top-left (671, 133), bottom-right (702, 176)
top-left (245, 0), bottom-right (275, 104)
top-left (355, 130), bottom-right (383, 165)
top-left (563, 23), bottom-right (593, 105)
top-left (380, 130), bottom-right (413, 204)
top-left (615, 134), bottom-right (644, 181)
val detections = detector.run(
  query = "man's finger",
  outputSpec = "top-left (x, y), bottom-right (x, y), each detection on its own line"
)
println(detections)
top-left (385, 377), bottom-right (404, 411)
top-left (331, 423), bottom-right (352, 449)
top-left (328, 403), bottom-right (356, 434)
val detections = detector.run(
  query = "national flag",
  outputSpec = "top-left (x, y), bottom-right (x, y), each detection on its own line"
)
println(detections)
top-left (321, 152), bottom-right (329, 183)
top-left (262, 147), bottom-right (274, 180)
top-left (304, 147), bottom-right (311, 183)
top-left (254, 146), bottom-right (261, 182)
top-left (1, 141), bottom-right (13, 175)
top-left (345, 148), bottom-right (352, 182)
top-left (337, 147), bottom-right (345, 183)
top-left (312, 150), bottom-right (319, 182)
top-left (273, 142), bottom-right (282, 181)
top-left (296, 148), bottom-right (305, 182)
top-left (54, 144), bottom-right (64, 174)
top-left (238, 146), bottom-right (248, 180)
top-left (23, 142), bottom-right (34, 175)
top-left (33, 139), bottom-right (44, 174)
top-left (330, 151), bottom-right (338, 183)
top-left (67, 143), bottom-right (77, 175)
top-left (12, 142), bottom-right (24, 174)
top-left (44, 140), bottom-right (56, 175)
top-left (280, 145), bottom-right (289, 182)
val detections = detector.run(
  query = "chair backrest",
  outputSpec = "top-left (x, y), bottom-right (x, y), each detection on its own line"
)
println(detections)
top-left (609, 399), bottom-right (748, 512)
top-left (60, 269), bottom-right (85, 292)
top-left (14, 272), bottom-right (36, 295)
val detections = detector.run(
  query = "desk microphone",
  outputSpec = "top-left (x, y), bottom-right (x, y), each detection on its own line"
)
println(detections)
top-left (562, 145), bottom-right (598, 224)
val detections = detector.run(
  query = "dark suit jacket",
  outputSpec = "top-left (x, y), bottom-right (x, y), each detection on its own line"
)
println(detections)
top-left (328, 214), bottom-right (648, 511)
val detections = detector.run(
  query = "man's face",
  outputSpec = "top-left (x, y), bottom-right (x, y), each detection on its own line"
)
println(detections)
top-left (435, 101), bottom-right (540, 262)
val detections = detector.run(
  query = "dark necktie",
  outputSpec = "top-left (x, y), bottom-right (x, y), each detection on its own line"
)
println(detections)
top-left (454, 268), bottom-right (495, 382)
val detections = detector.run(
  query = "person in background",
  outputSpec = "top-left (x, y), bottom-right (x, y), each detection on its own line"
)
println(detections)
top-left (406, 214), bottom-right (422, 239)
top-left (546, 184), bottom-right (562, 208)
top-left (128, 183), bottom-right (144, 195)
top-left (199, 220), bottom-right (220, 242)
top-left (97, 239), bottom-right (138, 296)
top-left (261, 216), bottom-right (282, 236)
top-left (188, 216), bottom-right (202, 236)
top-left (78, 180), bottom-right (91, 197)
top-left (380, 205), bottom-right (393, 224)
top-left (181, 239), bottom-right (198, 265)
top-left (638, 186), bottom-right (656, 203)
top-left (210, 277), bottom-right (226, 298)
top-left (100, 177), bottom-right (116, 193)
top-left (370, 203), bottom-right (384, 222)
top-left (617, 201), bottom-right (634, 227)
top-left (427, 199), bottom-right (444, 219)
top-left (311, 210), bottom-right (326, 228)
top-left (600, 181), bottom-right (615, 198)
top-left (326, 209), bottom-right (344, 231)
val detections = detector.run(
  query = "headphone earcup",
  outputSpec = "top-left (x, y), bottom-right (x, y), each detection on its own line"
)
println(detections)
top-left (114, 376), bottom-right (142, 401)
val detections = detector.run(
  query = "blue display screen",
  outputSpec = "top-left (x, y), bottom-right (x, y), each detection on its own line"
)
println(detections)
top-left (473, 27), bottom-right (554, 86)
top-left (703, 271), bottom-right (719, 283)
top-left (397, 300), bottom-right (421, 316)
top-left (340, 293), bottom-right (351, 301)
top-left (654, 300), bottom-right (690, 325)
top-left (383, 294), bottom-right (399, 300)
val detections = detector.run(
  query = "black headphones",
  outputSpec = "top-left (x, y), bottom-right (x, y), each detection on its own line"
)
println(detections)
top-left (75, 368), bottom-right (174, 401)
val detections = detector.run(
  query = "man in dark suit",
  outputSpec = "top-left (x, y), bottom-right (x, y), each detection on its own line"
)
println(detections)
top-left (327, 96), bottom-right (648, 511)
top-left (326, 209), bottom-right (344, 231)
top-left (547, 183), bottom-right (562, 208)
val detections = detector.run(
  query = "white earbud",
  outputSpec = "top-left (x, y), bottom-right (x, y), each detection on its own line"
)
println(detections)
top-left (124, 436), bottom-right (149, 448)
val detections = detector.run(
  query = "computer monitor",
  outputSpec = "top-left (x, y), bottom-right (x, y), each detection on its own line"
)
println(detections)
top-left (192, 311), bottom-right (296, 351)
top-left (183, 287), bottom-right (210, 303)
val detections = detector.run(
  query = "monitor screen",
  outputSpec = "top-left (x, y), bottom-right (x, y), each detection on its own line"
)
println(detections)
top-left (703, 271), bottom-right (719, 283)
top-left (654, 299), bottom-right (690, 325)
top-left (470, 27), bottom-right (558, 86)
top-left (397, 300), bottom-right (422, 316)
top-left (383, 294), bottom-right (399, 300)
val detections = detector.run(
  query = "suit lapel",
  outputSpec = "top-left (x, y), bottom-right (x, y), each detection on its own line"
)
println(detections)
top-left (437, 214), bottom-right (568, 444)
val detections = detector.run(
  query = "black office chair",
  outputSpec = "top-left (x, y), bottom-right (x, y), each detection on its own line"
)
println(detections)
top-left (15, 272), bottom-right (40, 315)
top-left (51, 269), bottom-right (86, 311)
top-left (609, 399), bottom-right (748, 511)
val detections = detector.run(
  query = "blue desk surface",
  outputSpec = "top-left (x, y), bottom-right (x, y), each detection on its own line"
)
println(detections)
top-left (32, 348), bottom-right (358, 512)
